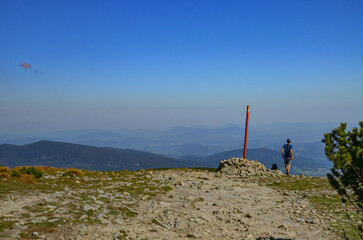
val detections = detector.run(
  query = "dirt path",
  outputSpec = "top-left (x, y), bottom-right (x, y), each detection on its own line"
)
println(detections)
top-left (125, 171), bottom-right (332, 240)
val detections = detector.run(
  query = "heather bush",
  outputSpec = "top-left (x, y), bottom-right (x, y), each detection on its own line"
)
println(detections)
top-left (11, 167), bottom-right (43, 179)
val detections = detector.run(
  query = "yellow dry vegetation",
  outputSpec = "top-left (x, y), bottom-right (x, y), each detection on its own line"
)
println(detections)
top-left (13, 166), bottom-right (29, 171)
top-left (68, 168), bottom-right (84, 176)
top-left (35, 166), bottom-right (60, 172)
top-left (19, 174), bottom-right (36, 184)
top-left (0, 166), bottom-right (10, 172)
top-left (0, 172), bottom-right (10, 178)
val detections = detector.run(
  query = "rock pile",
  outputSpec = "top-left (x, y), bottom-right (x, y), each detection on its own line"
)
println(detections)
top-left (218, 157), bottom-right (283, 177)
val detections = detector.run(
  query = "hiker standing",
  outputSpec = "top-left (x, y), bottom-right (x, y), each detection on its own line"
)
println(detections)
top-left (281, 138), bottom-right (293, 176)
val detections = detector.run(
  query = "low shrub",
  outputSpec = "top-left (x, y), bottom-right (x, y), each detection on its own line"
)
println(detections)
top-left (0, 166), bottom-right (10, 172)
top-left (35, 166), bottom-right (59, 172)
top-left (0, 172), bottom-right (10, 178)
top-left (67, 168), bottom-right (84, 177)
top-left (19, 167), bottom-right (43, 178)
top-left (19, 174), bottom-right (35, 184)
top-left (11, 167), bottom-right (43, 179)
top-left (11, 170), bottom-right (20, 177)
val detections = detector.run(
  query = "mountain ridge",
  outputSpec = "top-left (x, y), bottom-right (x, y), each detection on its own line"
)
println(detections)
top-left (0, 140), bottom-right (211, 171)
top-left (0, 140), bottom-right (332, 176)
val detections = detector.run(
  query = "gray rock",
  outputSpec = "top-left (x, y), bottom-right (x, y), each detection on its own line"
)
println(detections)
top-left (221, 167), bottom-right (237, 175)
top-left (160, 201), bottom-right (171, 208)
top-left (82, 204), bottom-right (93, 212)
top-left (246, 233), bottom-right (254, 240)
top-left (55, 208), bottom-right (65, 214)
top-left (175, 220), bottom-right (187, 229)
top-left (113, 233), bottom-right (121, 240)
top-left (48, 218), bottom-right (60, 223)
top-left (200, 214), bottom-right (210, 222)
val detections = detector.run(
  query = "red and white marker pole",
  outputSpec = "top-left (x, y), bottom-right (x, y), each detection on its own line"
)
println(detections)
top-left (243, 105), bottom-right (250, 159)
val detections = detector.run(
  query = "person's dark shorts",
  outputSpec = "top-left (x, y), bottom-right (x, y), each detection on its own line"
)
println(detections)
top-left (284, 157), bottom-right (292, 165)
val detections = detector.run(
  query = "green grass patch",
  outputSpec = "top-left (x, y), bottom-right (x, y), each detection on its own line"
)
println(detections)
top-left (190, 167), bottom-right (217, 172)
top-left (266, 176), bottom-right (331, 191)
top-left (0, 216), bottom-right (17, 232)
top-left (23, 202), bottom-right (48, 213)
top-left (260, 175), bottom-right (362, 240)
top-left (152, 218), bottom-right (162, 226)
top-left (160, 186), bottom-right (173, 192)
top-left (20, 213), bottom-right (31, 218)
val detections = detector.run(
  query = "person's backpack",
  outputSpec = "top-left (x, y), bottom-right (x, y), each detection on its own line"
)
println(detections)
top-left (271, 164), bottom-right (278, 170)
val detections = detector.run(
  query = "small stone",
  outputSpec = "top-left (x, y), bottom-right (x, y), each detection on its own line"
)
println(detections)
top-left (113, 233), bottom-right (121, 240)
top-left (221, 167), bottom-right (237, 175)
top-left (246, 233), bottom-right (254, 240)
top-left (55, 208), bottom-right (65, 214)
top-left (83, 204), bottom-right (94, 212)
top-left (175, 220), bottom-right (187, 230)
top-left (200, 214), bottom-right (210, 222)
top-left (305, 217), bottom-right (315, 224)
top-left (48, 218), bottom-right (60, 223)
top-left (245, 213), bottom-right (253, 218)
top-left (32, 232), bottom-right (39, 236)
top-left (160, 201), bottom-right (171, 208)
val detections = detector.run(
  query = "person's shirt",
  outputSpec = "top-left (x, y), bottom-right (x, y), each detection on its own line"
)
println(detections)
top-left (282, 144), bottom-right (293, 158)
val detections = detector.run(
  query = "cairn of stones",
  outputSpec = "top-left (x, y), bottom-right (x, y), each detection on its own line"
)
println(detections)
top-left (218, 157), bottom-right (283, 177)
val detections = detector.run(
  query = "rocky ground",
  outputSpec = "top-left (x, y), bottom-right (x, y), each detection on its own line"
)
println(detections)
top-left (0, 159), bottom-right (355, 240)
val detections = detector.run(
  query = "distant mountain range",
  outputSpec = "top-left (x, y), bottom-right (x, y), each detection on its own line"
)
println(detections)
top-left (0, 141), bottom-right (211, 171)
top-left (0, 121), bottom-right (341, 176)
top-left (0, 140), bottom-right (332, 176)
top-left (0, 122), bottom-right (341, 159)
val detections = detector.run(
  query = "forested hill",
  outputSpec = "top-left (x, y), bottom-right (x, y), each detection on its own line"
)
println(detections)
top-left (0, 140), bottom-right (211, 171)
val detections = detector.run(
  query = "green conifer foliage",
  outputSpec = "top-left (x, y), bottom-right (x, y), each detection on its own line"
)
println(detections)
top-left (322, 121), bottom-right (363, 239)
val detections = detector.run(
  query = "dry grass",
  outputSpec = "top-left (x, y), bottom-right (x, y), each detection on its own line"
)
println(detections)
top-left (13, 166), bottom-right (29, 171)
top-left (19, 174), bottom-right (36, 184)
top-left (35, 166), bottom-right (60, 172)
top-left (0, 166), bottom-right (10, 172)
top-left (0, 172), bottom-right (10, 178)
top-left (68, 168), bottom-right (84, 176)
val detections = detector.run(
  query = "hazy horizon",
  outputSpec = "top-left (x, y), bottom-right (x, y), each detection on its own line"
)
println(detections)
top-left (0, 120), bottom-right (356, 136)
top-left (1, 1), bottom-right (362, 134)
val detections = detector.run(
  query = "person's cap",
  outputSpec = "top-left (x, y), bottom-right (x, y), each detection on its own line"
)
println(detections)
top-left (287, 138), bottom-right (291, 143)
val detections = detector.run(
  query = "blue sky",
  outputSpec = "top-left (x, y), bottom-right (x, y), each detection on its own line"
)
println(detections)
top-left (0, 0), bottom-right (362, 133)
